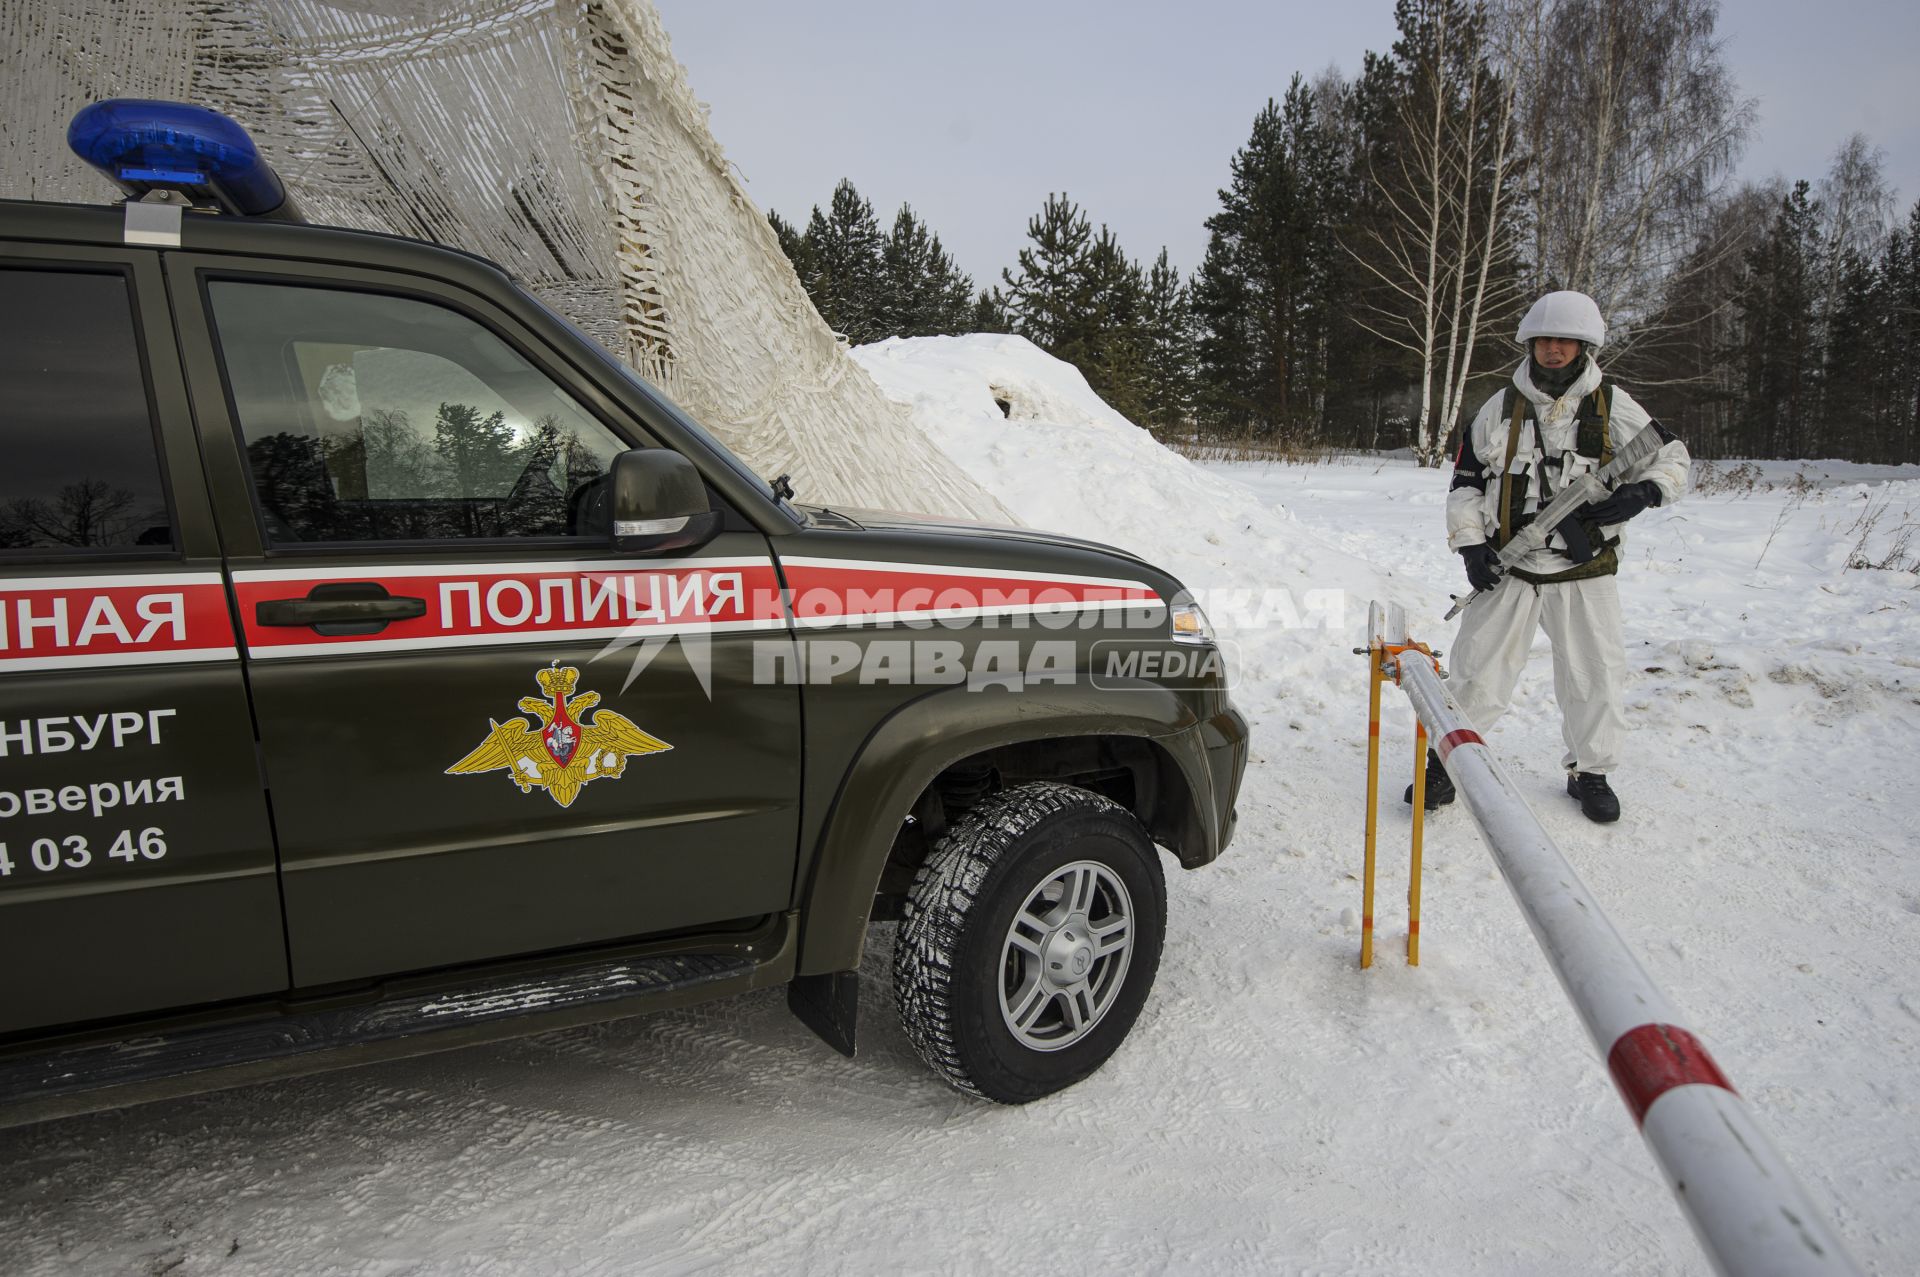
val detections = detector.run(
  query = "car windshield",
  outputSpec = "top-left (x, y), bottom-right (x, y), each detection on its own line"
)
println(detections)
top-left (516, 289), bottom-right (802, 522)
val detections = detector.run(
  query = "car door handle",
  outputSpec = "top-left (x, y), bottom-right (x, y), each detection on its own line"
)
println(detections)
top-left (256, 583), bottom-right (427, 631)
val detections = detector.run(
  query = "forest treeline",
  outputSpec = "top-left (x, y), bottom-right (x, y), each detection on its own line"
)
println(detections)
top-left (769, 0), bottom-right (1920, 465)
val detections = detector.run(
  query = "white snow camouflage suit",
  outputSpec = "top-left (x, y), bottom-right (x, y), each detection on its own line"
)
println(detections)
top-left (1444, 356), bottom-right (1691, 774)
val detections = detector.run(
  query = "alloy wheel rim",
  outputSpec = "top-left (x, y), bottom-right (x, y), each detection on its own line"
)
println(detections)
top-left (998, 860), bottom-right (1135, 1052)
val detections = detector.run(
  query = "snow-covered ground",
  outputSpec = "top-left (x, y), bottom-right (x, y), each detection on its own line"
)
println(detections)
top-left (4, 336), bottom-right (1916, 1275)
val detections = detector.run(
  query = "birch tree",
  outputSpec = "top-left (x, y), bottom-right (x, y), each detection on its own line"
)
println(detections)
top-left (1504, 0), bottom-right (1753, 360)
top-left (1348, 0), bottom-right (1525, 465)
top-left (1816, 134), bottom-right (1896, 323)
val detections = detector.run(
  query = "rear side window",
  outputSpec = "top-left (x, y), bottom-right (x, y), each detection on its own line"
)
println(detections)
top-left (206, 281), bottom-right (628, 546)
top-left (0, 268), bottom-right (173, 554)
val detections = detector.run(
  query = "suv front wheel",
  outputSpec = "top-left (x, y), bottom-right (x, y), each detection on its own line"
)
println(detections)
top-left (893, 781), bottom-right (1167, 1102)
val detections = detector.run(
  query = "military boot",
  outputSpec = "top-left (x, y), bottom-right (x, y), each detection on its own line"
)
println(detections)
top-left (1566, 771), bottom-right (1620, 823)
top-left (1402, 748), bottom-right (1455, 809)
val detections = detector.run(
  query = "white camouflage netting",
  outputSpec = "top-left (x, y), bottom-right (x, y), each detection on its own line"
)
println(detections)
top-left (0, 0), bottom-right (1006, 520)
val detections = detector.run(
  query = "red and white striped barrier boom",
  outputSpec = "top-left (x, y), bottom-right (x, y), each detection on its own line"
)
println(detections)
top-left (1371, 603), bottom-right (1858, 1276)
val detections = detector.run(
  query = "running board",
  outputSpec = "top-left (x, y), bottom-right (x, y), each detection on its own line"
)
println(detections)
top-left (1, 948), bottom-right (773, 1128)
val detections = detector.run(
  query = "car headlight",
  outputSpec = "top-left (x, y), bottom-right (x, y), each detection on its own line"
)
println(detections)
top-left (1169, 599), bottom-right (1215, 646)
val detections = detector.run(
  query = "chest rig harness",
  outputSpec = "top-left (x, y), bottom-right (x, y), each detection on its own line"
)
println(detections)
top-left (1493, 381), bottom-right (1618, 584)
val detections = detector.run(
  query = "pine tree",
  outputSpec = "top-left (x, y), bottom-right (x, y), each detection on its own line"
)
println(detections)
top-left (1139, 249), bottom-right (1197, 431)
top-left (1821, 248), bottom-right (1881, 460)
top-left (1738, 182), bottom-right (1822, 458)
top-left (1002, 193), bottom-right (1096, 366)
top-left (1192, 79), bottom-right (1348, 441)
top-left (1880, 202), bottom-right (1920, 462)
top-left (767, 209), bottom-right (811, 281)
top-left (1193, 243), bottom-right (1256, 430)
top-left (801, 179), bottom-right (886, 344)
top-left (1313, 66), bottom-right (1400, 452)
top-left (1656, 178), bottom-right (1919, 465)
top-left (878, 204), bottom-right (974, 338)
top-left (1618, 182), bottom-right (1777, 460)
top-left (926, 237), bottom-right (975, 334)
top-left (1000, 195), bottom-right (1159, 419)
top-left (1194, 100), bottom-right (1284, 434)
top-left (1080, 227), bottom-right (1151, 419)
top-left (970, 286), bottom-right (1013, 333)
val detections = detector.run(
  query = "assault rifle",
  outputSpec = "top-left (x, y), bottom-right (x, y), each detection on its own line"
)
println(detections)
top-left (1443, 424), bottom-right (1664, 621)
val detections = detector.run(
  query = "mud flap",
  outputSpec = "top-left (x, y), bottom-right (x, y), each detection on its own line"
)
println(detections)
top-left (787, 971), bottom-right (859, 1057)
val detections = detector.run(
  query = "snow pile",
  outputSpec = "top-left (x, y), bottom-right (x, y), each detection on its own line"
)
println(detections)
top-left (851, 334), bottom-right (1411, 721)
top-left (5, 337), bottom-right (1915, 1276)
top-left (848, 333), bottom-right (1332, 576)
top-left (856, 334), bottom-right (1320, 568)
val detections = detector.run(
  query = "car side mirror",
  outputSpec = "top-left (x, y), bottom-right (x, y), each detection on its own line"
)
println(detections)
top-left (609, 448), bottom-right (721, 555)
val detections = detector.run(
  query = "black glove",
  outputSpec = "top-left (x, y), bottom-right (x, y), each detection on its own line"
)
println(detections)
top-left (1580, 479), bottom-right (1661, 525)
top-left (1460, 543), bottom-right (1502, 592)
top-left (1557, 516), bottom-right (1597, 565)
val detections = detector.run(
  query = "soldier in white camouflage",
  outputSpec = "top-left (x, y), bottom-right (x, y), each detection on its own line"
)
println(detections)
top-left (1410, 291), bottom-right (1691, 823)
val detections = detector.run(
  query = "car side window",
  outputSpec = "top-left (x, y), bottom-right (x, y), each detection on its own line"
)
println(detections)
top-left (206, 281), bottom-right (628, 545)
top-left (0, 268), bottom-right (174, 554)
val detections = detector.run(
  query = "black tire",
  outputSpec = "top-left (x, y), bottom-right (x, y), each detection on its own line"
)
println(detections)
top-left (893, 781), bottom-right (1167, 1103)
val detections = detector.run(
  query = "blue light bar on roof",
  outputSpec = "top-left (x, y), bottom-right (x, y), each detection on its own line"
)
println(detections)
top-left (67, 100), bottom-right (295, 220)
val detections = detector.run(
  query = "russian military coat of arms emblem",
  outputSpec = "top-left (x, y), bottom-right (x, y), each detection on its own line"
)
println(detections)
top-left (447, 665), bottom-right (671, 807)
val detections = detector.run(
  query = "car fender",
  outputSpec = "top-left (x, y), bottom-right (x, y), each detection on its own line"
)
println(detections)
top-left (793, 678), bottom-right (1216, 976)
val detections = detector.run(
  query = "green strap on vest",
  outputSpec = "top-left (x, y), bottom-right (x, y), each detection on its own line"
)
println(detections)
top-left (1493, 382), bottom-right (1621, 584)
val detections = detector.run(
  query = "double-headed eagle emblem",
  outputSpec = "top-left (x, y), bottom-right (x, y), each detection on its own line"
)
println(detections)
top-left (447, 665), bottom-right (671, 807)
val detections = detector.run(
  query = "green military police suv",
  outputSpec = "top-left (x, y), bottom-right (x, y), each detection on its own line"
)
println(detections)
top-left (0, 102), bottom-right (1247, 1125)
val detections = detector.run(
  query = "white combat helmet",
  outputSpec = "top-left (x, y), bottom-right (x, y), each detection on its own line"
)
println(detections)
top-left (1516, 290), bottom-right (1606, 348)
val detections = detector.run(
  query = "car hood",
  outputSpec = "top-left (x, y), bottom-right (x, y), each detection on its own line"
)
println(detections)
top-left (799, 504), bottom-right (1154, 568)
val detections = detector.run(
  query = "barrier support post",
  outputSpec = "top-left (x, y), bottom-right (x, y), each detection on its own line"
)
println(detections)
top-left (1360, 602), bottom-right (1432, 969)
top-left (1360, 635), bottom-right (1384, 970)
top-left (1408, 722), bottom-right (1426, 965)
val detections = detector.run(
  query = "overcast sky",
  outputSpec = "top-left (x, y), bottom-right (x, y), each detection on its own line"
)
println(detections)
top-left (652, 0), bottom-right (1920, 289)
